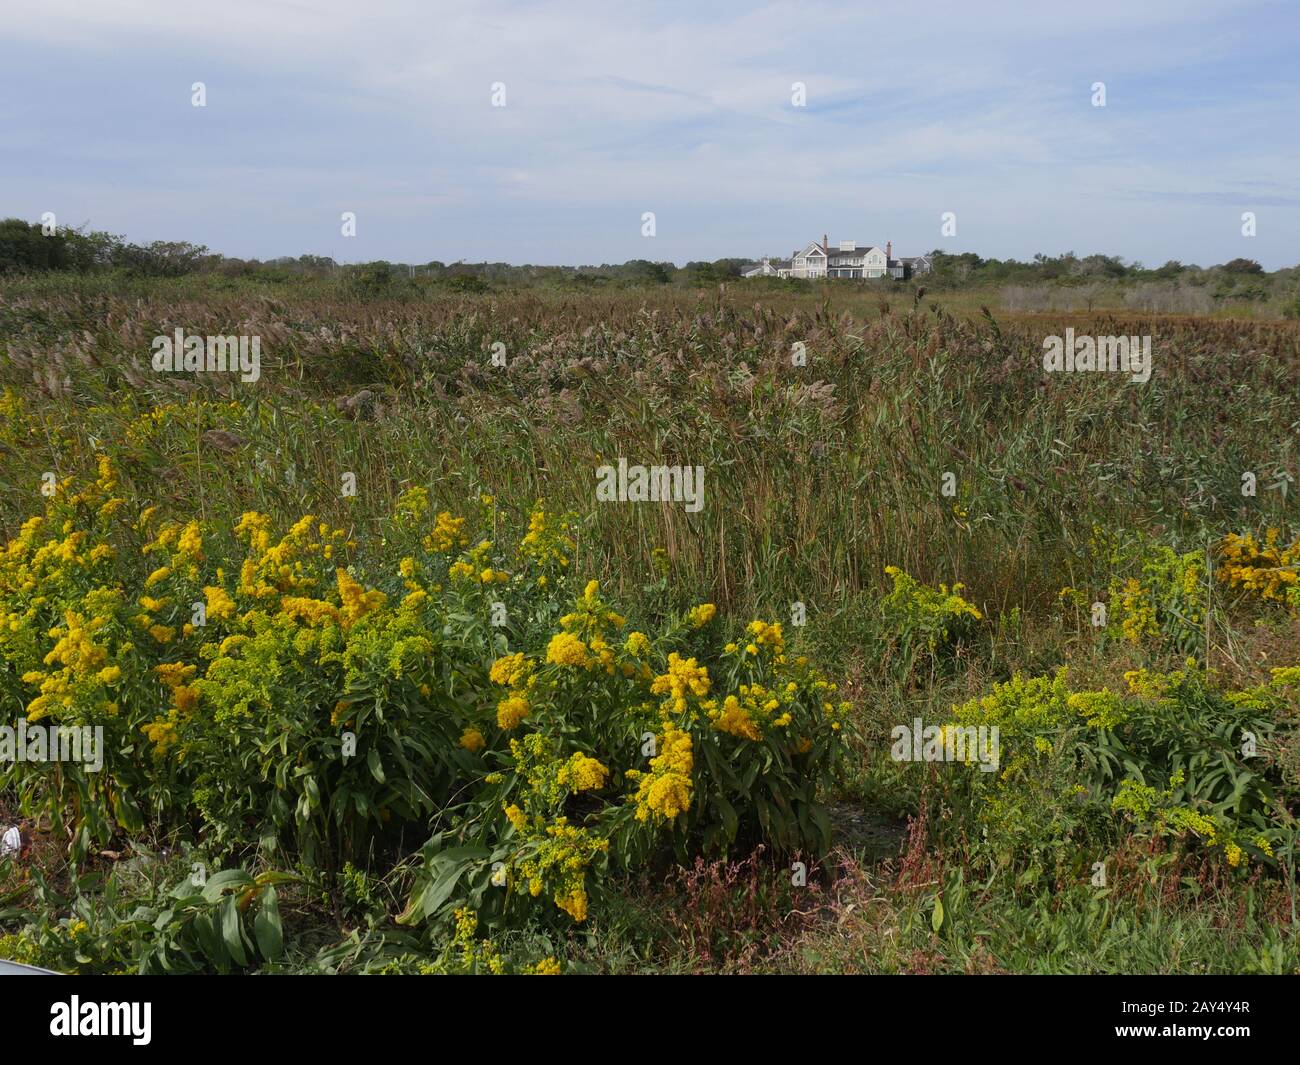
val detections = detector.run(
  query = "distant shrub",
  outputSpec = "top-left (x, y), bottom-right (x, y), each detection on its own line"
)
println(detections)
top-left (443, 273), bottom-right (489, 293)
top-left (1121, 281), bottom-right (1214, 314)
top-left (343, 260), bottom-right (401, 297)
top-left (0, 219), bottom-right (119, 274)
top-left (0, 218), bottom-right (68, 272)
top-left (111, 239), bottom-right (208, 277)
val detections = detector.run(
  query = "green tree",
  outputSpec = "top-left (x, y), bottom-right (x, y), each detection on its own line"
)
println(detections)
top-left (0, 218), bottom-right (68, 272)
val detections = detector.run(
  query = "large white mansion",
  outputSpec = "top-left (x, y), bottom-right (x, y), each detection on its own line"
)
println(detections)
top-left (742, 236), bottom-right (931, 280)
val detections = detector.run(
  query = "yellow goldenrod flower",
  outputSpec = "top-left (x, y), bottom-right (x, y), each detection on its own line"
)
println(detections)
top-left (546, 631), bottom-right (591, 669)
top-left (497, 694), bottom-right (530, 730)
top-left (686, 603), bottom-right (716, 628)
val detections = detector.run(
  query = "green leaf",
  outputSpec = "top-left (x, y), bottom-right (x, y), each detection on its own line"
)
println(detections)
top-left (931, 895), bottom-right (945, 933)
top-left (110, 789), bottom-right (144, 834)
top-left (202, 868), bottom-right (255, 904)
top-left (809, 803), bottom-right (832, 851)
top-left (254, 870), bottom-right (301, 888)
top-left (367, 748), bottom-right (386, 784)
top-left (221, 895), bottom-right (249, 967)
top-left (192, 911), bottom-right (229, 970)
top-left (254, 885), bottom-right (284, 961)
top-left (397, 846), bottom-right (490, 925)
top-left (712, 794), bottom-right (739, 842)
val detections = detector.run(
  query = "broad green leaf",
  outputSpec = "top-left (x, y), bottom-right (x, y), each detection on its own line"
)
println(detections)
top-left (202, 868), bottom-right (255, 903)
top-left (254, 885), bottom-right (284, 961)
top-left (221, 895), bottom-right (249, 967)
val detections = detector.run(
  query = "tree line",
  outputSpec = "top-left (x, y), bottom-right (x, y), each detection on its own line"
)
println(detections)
top-left (1, 218), bottom-right (1291, 296)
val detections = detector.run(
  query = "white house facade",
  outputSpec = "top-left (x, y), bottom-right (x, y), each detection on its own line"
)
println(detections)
top-left (740, 259), bottom-right (782, 278)
top-left (743, 236), bottom-right (931, 281)
top-left (825, 241), bottom-right (888, 279)
top-left (789, 240), bottom-right (828, 279)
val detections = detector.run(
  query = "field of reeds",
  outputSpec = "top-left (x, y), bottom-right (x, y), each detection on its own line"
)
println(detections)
top-left (2, 273), bottom-right (1298, 974)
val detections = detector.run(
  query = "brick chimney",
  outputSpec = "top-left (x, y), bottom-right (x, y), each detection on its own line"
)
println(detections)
top-left (823, 233), bottom-right (828, 253)
top-left (886, 240), bottom-right (893, 260)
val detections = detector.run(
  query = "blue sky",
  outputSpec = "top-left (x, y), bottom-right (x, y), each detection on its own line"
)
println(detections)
top-left (3, 0), bottom-right (1298, 267)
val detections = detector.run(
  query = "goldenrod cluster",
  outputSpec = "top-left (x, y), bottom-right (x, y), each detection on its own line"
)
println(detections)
top-left (517, 501), bottom-right (574, 571)
top-left (628, 723), bottom-right (694, 822)
top-left (1218, 529), bottom-right (1299, 608)
top-left (0, 457), bottom-right (848, 936)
